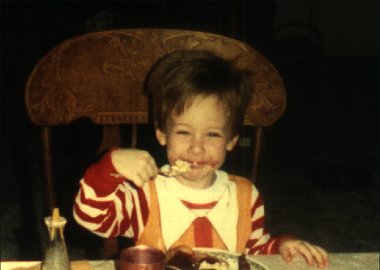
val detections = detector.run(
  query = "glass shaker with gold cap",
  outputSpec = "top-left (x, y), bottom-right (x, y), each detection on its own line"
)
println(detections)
top-left (43, 208), bottom-right (71, 270)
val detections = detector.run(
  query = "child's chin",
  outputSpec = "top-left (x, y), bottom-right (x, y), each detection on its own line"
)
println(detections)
top-left (182, 171), bottom-right (215, 183)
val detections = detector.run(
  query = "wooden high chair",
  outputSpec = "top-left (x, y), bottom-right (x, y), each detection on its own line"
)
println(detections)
top-left (24, 29), bottom-right (286, 258)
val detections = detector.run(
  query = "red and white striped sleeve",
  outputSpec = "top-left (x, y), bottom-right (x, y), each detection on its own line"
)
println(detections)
top-left (73, 149), bottom-right (150, 241)
top-left (245, 185), bottom-right (282, 255)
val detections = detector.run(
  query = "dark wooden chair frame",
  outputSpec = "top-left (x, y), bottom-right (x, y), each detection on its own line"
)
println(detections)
top-left (25, 28), bottom-right (286, 257)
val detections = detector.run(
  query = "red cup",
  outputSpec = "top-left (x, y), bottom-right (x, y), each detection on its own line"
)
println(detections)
top-left (120, 245), bottom-right (165, 270)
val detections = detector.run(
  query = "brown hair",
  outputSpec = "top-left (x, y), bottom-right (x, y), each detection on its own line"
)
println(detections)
top-left (145, 50), bottom-right (252, 137)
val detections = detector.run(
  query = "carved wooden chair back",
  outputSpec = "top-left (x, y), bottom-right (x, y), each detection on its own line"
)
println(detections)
top-left (25, 28), bottom-right (285, 257)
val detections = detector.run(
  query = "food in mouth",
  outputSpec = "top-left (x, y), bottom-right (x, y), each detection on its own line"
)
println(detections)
top-left (171, 160), bottom-right (192, 175)
top-left (161, 160), bottom-right (192, 177)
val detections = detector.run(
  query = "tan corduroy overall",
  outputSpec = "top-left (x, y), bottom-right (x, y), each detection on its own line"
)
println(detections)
top-left (136, 175), bottom-right (252, 253)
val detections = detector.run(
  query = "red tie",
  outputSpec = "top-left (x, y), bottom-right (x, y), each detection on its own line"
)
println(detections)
top-left (193, 216), bottom-right (213, 247)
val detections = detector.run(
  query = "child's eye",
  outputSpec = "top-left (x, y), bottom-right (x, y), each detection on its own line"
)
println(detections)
top-left (207, 132), bottom-right (222, 137)
top-left (175, 130), bottom-right (190, 135)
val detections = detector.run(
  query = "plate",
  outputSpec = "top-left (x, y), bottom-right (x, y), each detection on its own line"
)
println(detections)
top-left (193, 248), bottom-right (269, 270)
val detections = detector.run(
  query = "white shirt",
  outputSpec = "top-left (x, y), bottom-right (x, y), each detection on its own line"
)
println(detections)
top-left (155, 170), bottom-right (239, 251)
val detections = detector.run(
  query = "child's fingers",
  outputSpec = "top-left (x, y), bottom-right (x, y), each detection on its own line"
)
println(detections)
top-left (125, 171), bottom-right (145, 187)
top-left (298, 242), bottom-right (329, 269)
top-left (134, 165), bottom-right (158, 186)
top-left (305, 243), bottom-right (329, 268)
top-left (127, 166), bottom-right (155, 187)
top-left (132, 176), bottom-right (145, 187)
top-left (314, 246), bottom-right (329, 268)
top-left (146, 156), bottom-right (158, 177)
top-left (144, 153), bottom-right (159, 178)
top-left (294, 242), bottom-right (315, 266)
top-left (280, 247), bottom-right (296, 263)
top-left (134, 153), bottom-right (157, 179)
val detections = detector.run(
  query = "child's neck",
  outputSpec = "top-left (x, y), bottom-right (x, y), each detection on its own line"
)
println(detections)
top-left (175, 173), bottom-right (216, 189)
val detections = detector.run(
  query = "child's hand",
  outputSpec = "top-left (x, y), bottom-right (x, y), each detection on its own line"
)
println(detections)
top-left (278, 236), bottom-right (329, 268)
top-left (111, 148), bottom-right (158, 187)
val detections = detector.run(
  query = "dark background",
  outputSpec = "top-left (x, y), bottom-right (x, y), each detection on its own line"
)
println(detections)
top-left (1, 0), bottom-right (379, 260)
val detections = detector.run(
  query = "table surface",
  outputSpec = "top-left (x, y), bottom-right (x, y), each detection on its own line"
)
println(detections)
top-left (1, 253), bottom-right (379, 270)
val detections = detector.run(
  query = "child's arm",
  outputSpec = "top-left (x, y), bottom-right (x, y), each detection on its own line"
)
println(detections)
top-left (73, 148), bottom-right (156, 239)
top-left (245, 185), bottom-right (329, 268)
top-left (245, 188), bottom-right (279, 255)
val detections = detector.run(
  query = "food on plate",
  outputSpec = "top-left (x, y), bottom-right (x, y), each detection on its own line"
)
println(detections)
top-left (238, 255), bottom-right (251, 270)
top-left (165, 245), bottom-right (228, 270)
top-left (164, 245), bottom-right (250, 270)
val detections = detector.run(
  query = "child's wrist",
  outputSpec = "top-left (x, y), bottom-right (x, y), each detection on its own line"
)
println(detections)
top-left (84, 147), bottom-right (125, 196)
top-left (273, 234), bottom-right (296, 253)
top-left (279, 234), bottom-right (296, 243)
top-left (103, 147), bottom-right (123, 178)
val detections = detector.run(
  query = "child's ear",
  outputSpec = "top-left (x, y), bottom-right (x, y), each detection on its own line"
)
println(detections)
top-left (226, 135), bottom-right (239, 151)
top-left (155, 128), bottom-right (167, 146)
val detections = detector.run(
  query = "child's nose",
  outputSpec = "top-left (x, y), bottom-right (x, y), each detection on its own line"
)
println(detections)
top-left (189, 136), bottom-right (204, 154)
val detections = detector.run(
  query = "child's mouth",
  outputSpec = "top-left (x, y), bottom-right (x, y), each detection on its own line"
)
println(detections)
top-left (187, 161), bottom-right (216, 169)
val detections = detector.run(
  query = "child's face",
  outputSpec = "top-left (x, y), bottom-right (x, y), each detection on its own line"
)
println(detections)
top-left (156, 95), bottom-right (238, 188)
